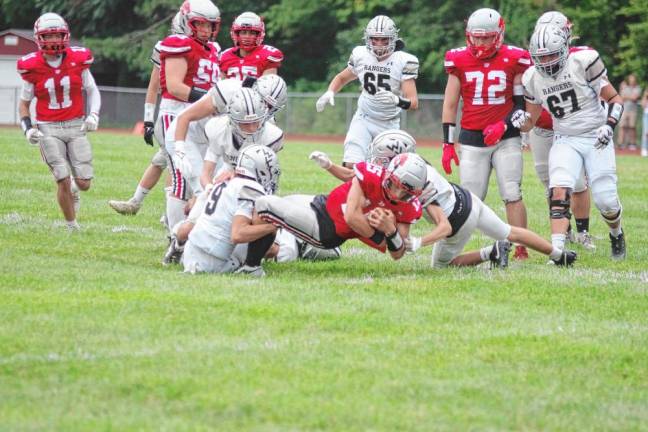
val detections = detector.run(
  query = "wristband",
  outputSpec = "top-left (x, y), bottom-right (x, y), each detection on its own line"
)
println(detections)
top-left (397, 97), bottom-right (412, 109)
top-left (242, 76), bottom-right (258, 88)
top-left (369, 230), bottom-right (385, 245)
top-left (20, 116), bottom-right (33, 135)
top-left (386, 230), bottom-right (404, 252)
top-left (188, 87), bottom-right (208, 103)
top-left (607, 102), bottom-right (623, 129)
top-left (443, 122), bottom-right (456, 144)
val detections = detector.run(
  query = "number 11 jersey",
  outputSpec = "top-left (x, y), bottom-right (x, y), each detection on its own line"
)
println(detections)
top-left (347, 46), bottom-right (419, 121)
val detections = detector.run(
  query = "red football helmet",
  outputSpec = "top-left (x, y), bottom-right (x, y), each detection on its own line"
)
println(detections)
top-left (231, 12), bottom-right (265, 51)
top-left (465, 8), bottom-right (505, 60)
top-left (34, 13), bottom-right (70, 55)
top-left (178, 0), bottom-right (221, 42)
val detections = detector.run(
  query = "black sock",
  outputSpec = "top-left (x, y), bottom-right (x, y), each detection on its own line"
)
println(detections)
top-left (575, 218), bottom-right (589, 233)
top-left (245, 233), bottom-right (277, 267)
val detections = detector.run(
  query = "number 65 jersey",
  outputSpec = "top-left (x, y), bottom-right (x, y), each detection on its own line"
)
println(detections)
top-left (522, 49), bottom-right (608, 137)
top-left (347, 46), bottom-right (419, 121)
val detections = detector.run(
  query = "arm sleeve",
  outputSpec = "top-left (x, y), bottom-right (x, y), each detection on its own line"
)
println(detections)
top-left (20, 80), bottom-right (34, 102)
top-left (82, 69), bottom-right (101, 115)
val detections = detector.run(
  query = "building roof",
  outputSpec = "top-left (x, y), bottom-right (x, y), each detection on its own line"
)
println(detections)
top-left (0, 28), bottom-right (82, 46)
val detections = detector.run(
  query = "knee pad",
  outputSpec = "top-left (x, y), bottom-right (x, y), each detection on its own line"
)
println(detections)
top-left (501, 183), bottom-right (522, 203)
top-left (549, 188), bottom-right (572, 220)
top-left (591, 177), bottom-right (621, 218)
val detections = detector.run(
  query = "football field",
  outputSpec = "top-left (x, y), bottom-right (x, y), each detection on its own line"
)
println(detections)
top-left (1, 129), bottom-right (647, 430)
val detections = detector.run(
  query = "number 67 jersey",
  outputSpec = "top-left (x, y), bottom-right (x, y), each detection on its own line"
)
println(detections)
top-left (522, 49), bottom-right (608, 137)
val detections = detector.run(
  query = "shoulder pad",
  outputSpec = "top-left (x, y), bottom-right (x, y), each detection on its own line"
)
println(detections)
top-left (16, 52), bottom-right (40, 75)
top-left (68, 46), bottom-right (94, 65)
top-left (262, 45), bottom-right (284, 63)
top-left (209, 41), bottom-right (221, 54)
top-left (572, 49), bottom-right (606, 83)
top-left (238, 179), bottom-right (266, 202)
top-left (159, 35), bottom-right (193, 54)
top-left (400, 52), bottom-right (419, 77)
top-left (219, 47), bottom-right (235, 59)
top-left (444, 47), bottom-right (467, 73)
top-left (210, 79), bottom-right (241, 113)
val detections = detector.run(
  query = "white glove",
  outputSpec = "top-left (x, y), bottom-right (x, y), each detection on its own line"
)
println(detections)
top-left (309, 151), bottom-right (332, 169)
top-left (374, 89), bottom-right (399, 107)
top-left (595, 125), bottom-right (614, 149)
top-left (315, 90), bottom-right (335, 112)
top-left (404, 236), bottom-right (422, 253)
top-left (25, 128), bottom-right (44, 146)
top-left (80, 112), bottom-right (99, 132)
top-left (173, 140), bottom-right (193, 177)
top-left (510, 110), bottom-right (531, 129)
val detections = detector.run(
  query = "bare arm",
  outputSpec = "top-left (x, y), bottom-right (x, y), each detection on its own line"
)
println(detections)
top-left (145, 66), bottom-right (160, 105)
top-left (344, 178), bottom-right (374, 238)
top-left (18, 99), bottom-right (30, 119)
top-left (401, 78), bottom-right (418, 110)
top-left (326, 163), bottom-right (354, 182)
top-left (200, 160), bottom-right (217, 188)
top-left (262, 68), bottom-right (278, 76)
top-left (442, 74), bottom-right (461, 124)
top-left (328, 68), bottom-right (358, 93)
top-left (231, 215), bottom-right (277, 244)
top-left (164, 57), bottom-right (191, 101)
top-left (601, 83), bottom-right (623, 105)
top-left (175, 95), bottom-right (216, 142)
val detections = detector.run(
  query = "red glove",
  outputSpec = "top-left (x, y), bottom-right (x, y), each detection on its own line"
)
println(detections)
top-left (483, 120), bottom-right (507, 146)
top-left (441, 143), bottom-right (459, 175)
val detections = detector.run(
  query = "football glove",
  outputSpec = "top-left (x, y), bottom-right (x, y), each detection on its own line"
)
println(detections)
top-left (315, 90), bottom-right (335, 112)
top-left (80, 112), bottom-right (99, 132)
top-left (143, 121), bottom-right (155, 146)
top-left (483, 120), bottom-right (507, 146)
top-left (595, 125), bottom-right (614, 149)
top-left (441, 143), bottom-right (459, 175)
top-left (510, 110), bottom-right (531, 129)
top-left (26, 128), bottom-right (44, 146)
top-left (404, 236), bottom-right (422, 253)
top-left (309, 151), bottom-right (332, 169)
top-left (374, 89), bottom-right (399, 107)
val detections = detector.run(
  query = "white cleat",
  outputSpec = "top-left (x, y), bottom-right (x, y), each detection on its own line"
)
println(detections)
top-left (108, 198), bottom-right (141, 216)
top-left (66, 221), bottom-right (81, 232)
top-left (234, 265), bottom-right (266, 277)
top-left (575, 231), bottom-right (596, 251)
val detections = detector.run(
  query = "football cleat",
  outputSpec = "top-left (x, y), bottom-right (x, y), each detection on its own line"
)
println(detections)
top-left (162, 236), bottom-right (184, 266)
top-left (575, 231), bottom-right (596, 251)
top-left (513, 245), bottom-right (529, 260)
top-left (108, 198), bottom-right (141, 216)
top-left (610, 231), bottom-right (626, 260)
top-left (299, 243), bottom-right (342, 261)
top-left (489, 240), bottom-right (511, 269)
top-left (234, 264), bottom-right (266, 277)
top-left (551, 250), bottom-right (577, 266)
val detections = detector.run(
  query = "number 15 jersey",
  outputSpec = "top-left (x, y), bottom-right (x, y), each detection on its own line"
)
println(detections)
top-left (347, 46), bottom-right (419, 121)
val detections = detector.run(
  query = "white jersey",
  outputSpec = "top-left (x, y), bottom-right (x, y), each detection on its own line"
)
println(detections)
top-left (204, 115), bottom-right (284, 168)
top-left (419, 164), bottom-right (456, 219)
top-left (347, 46), bottom-right (419, 121)
top-left (208, 78), bottom-right (243, 113)
top-left (188, 177), bottom-right (265, 258)
top-left (523, 49), bottom-right (608, 137)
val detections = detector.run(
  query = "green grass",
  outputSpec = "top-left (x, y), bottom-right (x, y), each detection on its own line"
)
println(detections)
top-left (1, 129), bottom-right (647, 431)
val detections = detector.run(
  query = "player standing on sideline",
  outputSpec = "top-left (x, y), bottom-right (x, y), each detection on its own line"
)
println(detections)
top-left (108, 13), bottom-right (183, 216)
top-left (219, 12), bottom-right (283, 80)
top-left (17, 13), bottom-right (101, 231)
top-left (315, 15), bottom-right (419, 168)
top-left (441, 8), bottom-right (531, 260)
top-left (518, 24), bottom-right (626, 260)
top-left (527, 11), bottom-right (598, 250)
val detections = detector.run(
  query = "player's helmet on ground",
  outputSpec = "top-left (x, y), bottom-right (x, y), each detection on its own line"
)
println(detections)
top-left (535, 11), bottom-right (573, 42)
top-left (529, 24), bottom-right (569, 78)
top-left (228, 87), bottom-right (269, 143)
top-left (235, 145), bottom-right (281, 194)
top-left (34, 13), bottom-right (70, 55)
top-left (465, 8), bottom-right (505, 59)
top-left (177, 0), bottom-right (221, 42)
top-left (253, 75), bottom-right (288, 116)
top-left (231, 12), bottom-right (265, 50)
top-left (364, 15), bottom-right (399, 59)
top-left (368, 130), bottom-right (417, 168)
top-left (382, 153), bottom-right (427, 203)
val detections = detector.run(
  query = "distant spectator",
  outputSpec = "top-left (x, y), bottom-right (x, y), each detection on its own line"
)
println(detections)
top-left (641, 88), bottom-right (648, 157)
top-left (618, 74), bottom-right (642, 150)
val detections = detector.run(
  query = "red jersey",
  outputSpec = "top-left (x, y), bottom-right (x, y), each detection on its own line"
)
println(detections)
top-left (326, 162), bottom-right (422, 251)
top-left (444, 45), bottom-right (531, 131)
top-left (219, 45), bottom-right (283, 80)
top-left (17, 47), bottom-right (93, 122)
top-left (158, 35), bottom-right (219, 101)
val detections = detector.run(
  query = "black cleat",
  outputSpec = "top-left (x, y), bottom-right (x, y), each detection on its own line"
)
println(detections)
top-left (552, 250), bottom-right (577, 267)
top-left (610, 231), bottom-right (626, 260)
top-left (489, 240), bottom-right (511, 269)
top-left (162, 236), bottom-right (184, 266)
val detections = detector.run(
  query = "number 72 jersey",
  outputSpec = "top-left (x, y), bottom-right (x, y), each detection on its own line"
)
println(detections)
top-left (522, 49), bottom-right (608, 137)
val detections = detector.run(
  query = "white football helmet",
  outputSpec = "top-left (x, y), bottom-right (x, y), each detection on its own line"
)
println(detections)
top-left (34, 13), bottom-right (70, 55)
top-left (253, 75), bottom-right (288, 116)
top-left (382, 153), bottom-right (427, 203)
top-left (177, 0), bottom-right (221, 42)
top-left (465, 8), bottom-right (505, 59)
top-left (231, 12), bottom-right (265, 50)
top-left (171, 12), bottom-right (183, 34)
top-left (535, 11), bottom-right (573, 42)
top-left (228, 88), bottom-right (269, 143)
top-left (529, 24), bottom-right (569, 78)
top-left (368, 129), bottom-right (417, 168)
top-left (236, 145), bottom-right (281, 194)
top-left (364, 15), bottom-right (399, 59)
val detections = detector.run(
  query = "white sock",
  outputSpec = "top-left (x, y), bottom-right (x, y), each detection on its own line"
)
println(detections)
top-left (551, 234), bottom-right (566, 250)
top-left (133, 185), bottom-right (150, 204)
top-left (66, 219), bottom-right (79, 228)
top-left (610, 226), bottom-right (623, 238)
top-left (549, 247), bottom-right (562, 261)
top-left (479, 246), bottom-right (493, 261)
top-left (166, 196), bottom-right (187, 234)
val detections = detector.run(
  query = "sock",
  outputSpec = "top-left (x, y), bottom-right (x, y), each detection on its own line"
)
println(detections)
top-left (245, 233), bottom-right (277, 267)
top-left (575, 218), bottom-right (589, 233)
top-left (66, 219), bottom-right (79, 229)
top-left (551, 233), bottom-right (566, 250)
top-left (549, 247), bottom-right (562, 261)
top-left (166, 196), bottom-right (187, 234)
top-left (133, 185), bottom-right (150, 204)
top-left (479, 245), bottom-right (493, 261)
top-left (610, 226), bottom-right (623, 238)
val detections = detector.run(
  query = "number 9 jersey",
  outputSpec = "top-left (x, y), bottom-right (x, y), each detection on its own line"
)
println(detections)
top-left (347, 46), bottom-right (419, 121)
